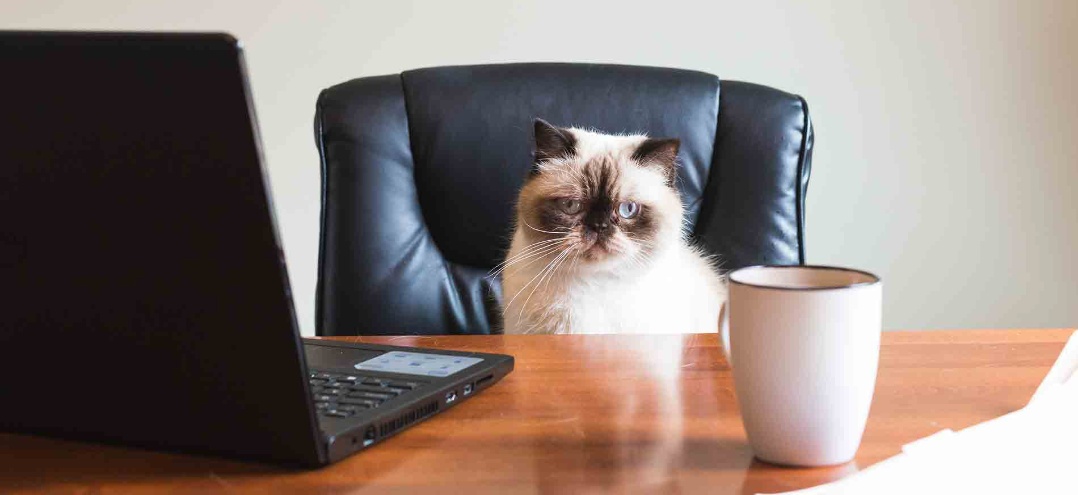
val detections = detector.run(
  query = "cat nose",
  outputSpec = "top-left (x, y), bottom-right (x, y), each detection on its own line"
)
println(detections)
top-left (589, 219), bottom-right (611, 234)
top-left (585, 207), bottom-right (614, 237)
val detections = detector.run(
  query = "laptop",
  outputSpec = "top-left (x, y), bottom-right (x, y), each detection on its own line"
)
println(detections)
top-left (0, 31), bottom-right (513, 467)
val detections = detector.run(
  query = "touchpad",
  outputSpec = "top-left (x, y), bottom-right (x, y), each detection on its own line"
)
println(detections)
top-left (355, 351), bottom-right (484, 377)
top-left (304, 344), bottom-right (383, 372)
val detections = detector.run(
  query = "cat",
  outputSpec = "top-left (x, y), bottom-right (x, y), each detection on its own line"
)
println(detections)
top-left (498, 119), bottom-right (725, 335)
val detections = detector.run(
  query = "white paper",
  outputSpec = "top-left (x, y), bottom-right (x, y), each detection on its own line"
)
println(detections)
top-left (759, 329), bottom-right (1078, 495)
top-left (899, 428), bottom-right (954, 455)
top-left (1031, 330), bottom-right (1078, 402)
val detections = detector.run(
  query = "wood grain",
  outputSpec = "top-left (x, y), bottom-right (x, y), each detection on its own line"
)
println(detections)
top-left (0, 329), bottom-right (1071, 494)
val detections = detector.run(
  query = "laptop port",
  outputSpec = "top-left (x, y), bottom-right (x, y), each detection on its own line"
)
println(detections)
top-left (463, 383), bottom-right (474, 396)
top-left (445, 391), bottom-right (457, 404)
top-left (362, 425), bottom-right (376, 447)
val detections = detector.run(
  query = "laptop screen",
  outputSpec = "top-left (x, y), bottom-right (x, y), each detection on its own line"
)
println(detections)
top-left (2, 33), bottom-right (296, 341)
top-left (0, 32), bottom-right (322, 466)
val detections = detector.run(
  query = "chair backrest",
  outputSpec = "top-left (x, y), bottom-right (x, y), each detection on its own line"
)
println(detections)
top-left (314, 63), bottom-right (813, 336)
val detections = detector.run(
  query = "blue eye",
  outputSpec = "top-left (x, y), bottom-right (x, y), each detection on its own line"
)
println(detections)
top-left (617, 201), bottom-right (639, 219)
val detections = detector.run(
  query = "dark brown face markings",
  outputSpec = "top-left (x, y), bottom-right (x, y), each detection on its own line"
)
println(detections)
top-left (527, 152), bottom-right (667, 262)
top-left (531, 119), bottom-right (577, 176)
top-left (632, 137), bottom-right (680, 185)
top-left (578, 156), bottom-right (619, 246)
top-left (535, 198), bottom-right (581, 234)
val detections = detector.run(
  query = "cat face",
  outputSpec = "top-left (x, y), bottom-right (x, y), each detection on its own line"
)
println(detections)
top-left (514, 119), bottom-right (685, 273)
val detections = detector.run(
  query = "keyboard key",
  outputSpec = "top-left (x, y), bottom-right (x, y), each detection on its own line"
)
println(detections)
top-left (313, 394), bottom-right (335, 403)
top-left (351, 384), bottom-right (403, 395)
top-left (309, 378), bottom-right (328, 386)
top-left (336, 375), bottom-right (362, 383)
top-left (315, 402), bottom-right (330, 410)
top-left (324, 409), bottom-right (353, 418)
top-left (348, 391), bottom-right (393, 401)
top-left (322, 388), bottom-right (344, 396)
top-left (313, 372), bottom-right (336, 380)
top-left (361, 378), bottom-right (393, 387)
top-left (339, 398), bottom-right (378, 408)
top-left (386, 380), bottom-right (422, 390)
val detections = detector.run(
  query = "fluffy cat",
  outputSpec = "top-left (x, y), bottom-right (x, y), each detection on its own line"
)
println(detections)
top-left (498, 119), bottom-right (725, 335)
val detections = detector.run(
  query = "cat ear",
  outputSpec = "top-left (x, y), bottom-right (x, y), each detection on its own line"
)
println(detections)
top-left (532, 118), bottom-right (576, 170)
top-left (632, 138), bottom-right (680, 180)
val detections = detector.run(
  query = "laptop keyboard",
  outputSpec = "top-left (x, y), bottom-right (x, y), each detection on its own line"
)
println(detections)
top-left (309, 370), bottom-right (426, 419)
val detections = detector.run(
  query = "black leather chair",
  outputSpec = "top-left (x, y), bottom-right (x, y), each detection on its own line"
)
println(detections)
top-left (313, 63), bottom-right (814, 336)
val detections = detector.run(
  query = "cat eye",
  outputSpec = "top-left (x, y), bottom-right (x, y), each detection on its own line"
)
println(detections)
top-left (559, 198), bottom-right (582, 214)
top-left (617, 201), bottom-right (640, 219)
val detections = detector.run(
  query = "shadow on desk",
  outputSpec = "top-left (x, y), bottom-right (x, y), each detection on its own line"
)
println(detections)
top-left (3, 433), bottom-right (828, 495)
top-left (0, 428), bottom-right (459, 494)
top-left (0, 433), bottom-right (279, 492)
top-left (738, 459), bottom-right (860, 495)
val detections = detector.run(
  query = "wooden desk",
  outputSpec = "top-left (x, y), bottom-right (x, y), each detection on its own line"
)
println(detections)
top-left (1, 329), bottom-right (1071, 494)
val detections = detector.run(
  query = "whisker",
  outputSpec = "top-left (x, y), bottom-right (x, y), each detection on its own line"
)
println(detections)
top-left (495, 241), bottom-right (567, 276)
top-left (498, 244), bottom-right (566, 279)
top-left (488, 236), bottom-right (570, 276)
top-left (504, 251), bottom-right (565, 310)
top-left (490, 245), bottom-right (561, 276)
top-left (503, 249), bottom-right (568, 313)
top-left (519, 249), bottom-right (571, 319)
top-left (521, 217), bottom-right (571, 235)
top-left (501, 235), bottom-right (570, 257)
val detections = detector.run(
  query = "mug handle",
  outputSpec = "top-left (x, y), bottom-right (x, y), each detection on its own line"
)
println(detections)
top-left (719, 302), bottom-right (732, 367)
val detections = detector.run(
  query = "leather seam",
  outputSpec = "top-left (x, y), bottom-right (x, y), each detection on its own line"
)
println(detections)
top-left (692, 78), bottom-right (722, 250)
top-left (707, 78), bottom-right (722, 246)
top-left (314, 89), bottom-right (331, 336)
top-left (794, 95), bottom-right (811, 264)
top-left (399, 72), bottom-right (469, 330)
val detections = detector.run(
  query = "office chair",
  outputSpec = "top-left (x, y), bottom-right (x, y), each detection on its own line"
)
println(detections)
top-left (313, 63), bottom-right (813, 336)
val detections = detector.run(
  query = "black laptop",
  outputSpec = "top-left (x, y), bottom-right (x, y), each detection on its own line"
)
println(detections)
top-left (0, 31), bottom-right (513, 467)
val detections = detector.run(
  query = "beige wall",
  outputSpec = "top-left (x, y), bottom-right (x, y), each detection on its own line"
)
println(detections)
top-left (5, 0), bottom-right (1076, 335)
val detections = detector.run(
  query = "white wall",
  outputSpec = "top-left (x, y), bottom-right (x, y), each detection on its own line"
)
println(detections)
top-left (5, 0), bottom-right (1076, 334)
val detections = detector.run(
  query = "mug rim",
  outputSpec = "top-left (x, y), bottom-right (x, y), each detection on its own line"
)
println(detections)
top-left (728, 264), bottom-right (881, 291)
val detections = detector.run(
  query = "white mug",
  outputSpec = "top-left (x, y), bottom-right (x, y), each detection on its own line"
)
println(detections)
top-left (719, 265), bottom-right (882, 467)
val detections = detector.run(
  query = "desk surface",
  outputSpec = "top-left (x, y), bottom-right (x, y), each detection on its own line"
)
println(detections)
top-left (1, 329), bottom-right (1071, 494)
